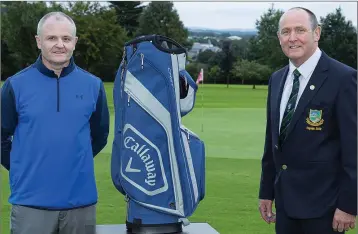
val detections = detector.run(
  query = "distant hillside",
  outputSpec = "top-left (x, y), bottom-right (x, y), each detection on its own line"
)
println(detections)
top-left (187, 27), bottom-right (258, 37)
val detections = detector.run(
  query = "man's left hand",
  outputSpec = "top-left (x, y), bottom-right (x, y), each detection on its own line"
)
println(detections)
top-left (332, 208), bottom-right (356, 232)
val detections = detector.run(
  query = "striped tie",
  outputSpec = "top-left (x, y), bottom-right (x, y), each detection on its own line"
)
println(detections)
top-left (279, 69), bottom-right (301, 145)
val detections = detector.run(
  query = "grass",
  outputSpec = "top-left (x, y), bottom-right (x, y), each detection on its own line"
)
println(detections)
top-left (0, 84), bottom-right (354, 234)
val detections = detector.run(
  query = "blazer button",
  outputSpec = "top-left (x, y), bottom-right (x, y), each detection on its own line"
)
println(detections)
top-left (282, 165), bottom-right (287, 170)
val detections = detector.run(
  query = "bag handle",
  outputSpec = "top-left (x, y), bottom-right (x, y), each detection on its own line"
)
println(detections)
top-left (125, 34), bottom-right (187, 55)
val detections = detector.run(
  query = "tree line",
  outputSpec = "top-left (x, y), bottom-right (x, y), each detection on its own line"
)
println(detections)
top-left (1, 1), bottom-right (189, 81)
top-left (1, 2), bottom-right (357, 87)
top-left (188, 6), bottom-right (357, 88)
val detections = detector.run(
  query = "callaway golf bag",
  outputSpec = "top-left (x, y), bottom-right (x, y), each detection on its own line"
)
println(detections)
top-left (111, 35), bottom-right (206, 233)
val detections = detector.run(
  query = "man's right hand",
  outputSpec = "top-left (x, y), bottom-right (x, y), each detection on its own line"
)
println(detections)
top-left (259, 199), bottom-right (276, 224)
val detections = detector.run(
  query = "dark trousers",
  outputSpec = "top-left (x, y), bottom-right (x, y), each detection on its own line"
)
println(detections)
top-left (276, 209), bottom-right (344, 234)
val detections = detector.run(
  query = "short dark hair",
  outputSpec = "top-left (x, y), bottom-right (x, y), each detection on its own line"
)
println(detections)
top-left (287, 7), bottom-right (319, 30)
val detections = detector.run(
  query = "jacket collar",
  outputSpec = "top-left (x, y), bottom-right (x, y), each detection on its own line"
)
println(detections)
top-left (34, 54), bottom-right (75, 78)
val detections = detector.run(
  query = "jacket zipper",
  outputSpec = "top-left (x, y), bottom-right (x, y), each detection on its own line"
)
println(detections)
top-left (57, 77), bottom-right (60, 112)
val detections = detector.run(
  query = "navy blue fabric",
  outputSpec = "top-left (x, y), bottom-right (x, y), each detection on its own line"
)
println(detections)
top-left (275, 210), bottom-right (303, 234)
top-left (1, 56), bottom-right (110, 210)
top-left (34, 55), bottom-right (75, 78)
top-left (259, 51), bottom-right (357, 220)
top-left (276, 210), bottom-right (343, 234)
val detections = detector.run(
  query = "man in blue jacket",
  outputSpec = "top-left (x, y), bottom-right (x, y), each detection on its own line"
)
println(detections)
top-left (258, 7), bottom-right (356, 234)
top-left (1, 11), bottom-right (109, 234)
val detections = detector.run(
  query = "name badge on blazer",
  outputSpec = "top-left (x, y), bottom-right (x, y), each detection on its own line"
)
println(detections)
top-left (306, 109), bottom-right (324, 131)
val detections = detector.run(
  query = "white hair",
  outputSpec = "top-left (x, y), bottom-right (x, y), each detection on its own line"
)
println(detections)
top-left (37, 12), bottom-right (76, 36)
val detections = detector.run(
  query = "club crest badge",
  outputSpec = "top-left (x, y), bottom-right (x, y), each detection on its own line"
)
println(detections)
top-left (306, 109), bottom-right (324, 127)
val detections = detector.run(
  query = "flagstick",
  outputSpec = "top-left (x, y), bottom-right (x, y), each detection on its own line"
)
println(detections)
top-left (201, 70), bottom-right (204, 133)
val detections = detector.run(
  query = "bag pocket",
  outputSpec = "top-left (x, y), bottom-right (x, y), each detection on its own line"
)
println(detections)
top-left (111, 129), bottom-right (125, 195)
top-left (180, 125), bottom-right (206, 216)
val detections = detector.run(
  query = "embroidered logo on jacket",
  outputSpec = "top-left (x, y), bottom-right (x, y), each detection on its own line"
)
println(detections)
top-left (306, 109), bottom-right (324, 131)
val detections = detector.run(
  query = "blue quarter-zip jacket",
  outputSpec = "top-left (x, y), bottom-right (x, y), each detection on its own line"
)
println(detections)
top-left (1, 56), bottom-right (110, 210)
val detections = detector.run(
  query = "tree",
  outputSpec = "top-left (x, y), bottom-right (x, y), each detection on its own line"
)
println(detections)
top-left (221, 39), bottom-right (235, 87)
top-left (230, 39), bottom-right (249, 60)
top-left (136, 2), bottom-right (189, 47)
top-left (65, 2), bottom-right (128, 81)
top-left (247, 6), bottom-right (287, 70)
top-left (109, 1), bottom-right (144, 38)
top-left (185, 62), bottom-right (209, 83)
top-left (1, 1), bottom-right (50, 78)
top-left (319, 7), bottom-right (357, 69)
top-left (232, 59), bottom-right (272, 89)
top-left (1, 39), bottom-right (18, 80)
top-left (208, 51), bottom-right (225, 67)
top-left (1, 2), bottom-right (128, 82)
top-left (197, 50), bottom-right (216, 64)
top-left (208, 65), bottom-right (221, 84)
top-left (185, 62), bottom-right (199, 79)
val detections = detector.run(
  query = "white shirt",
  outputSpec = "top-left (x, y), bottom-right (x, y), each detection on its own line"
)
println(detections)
top-left (279, 47), bottom-right (322, 132)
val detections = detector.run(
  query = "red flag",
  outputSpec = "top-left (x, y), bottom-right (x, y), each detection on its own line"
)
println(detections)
top-left (196, 68), bottom-right (204, 84)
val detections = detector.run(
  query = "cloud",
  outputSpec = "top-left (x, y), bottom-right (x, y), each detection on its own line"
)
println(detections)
top-left (173, 2), bottom-right (357, 29)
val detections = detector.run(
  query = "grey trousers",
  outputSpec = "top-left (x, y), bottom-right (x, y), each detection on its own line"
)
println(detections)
top-left (10, 204), bottom-right (96, 234)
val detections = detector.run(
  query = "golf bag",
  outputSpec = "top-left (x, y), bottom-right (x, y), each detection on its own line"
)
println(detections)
top-left (111, 35), bottom-right (206, 233)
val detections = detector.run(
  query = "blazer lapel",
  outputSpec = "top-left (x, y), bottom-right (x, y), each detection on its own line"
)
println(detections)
top-left (284, 52), bottom-right (329, 140)
top-left (273, 66), bottom-right (289, 144)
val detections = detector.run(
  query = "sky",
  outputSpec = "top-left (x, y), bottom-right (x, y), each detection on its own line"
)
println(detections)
top-left (171, 2), bottom-right (357, 30)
